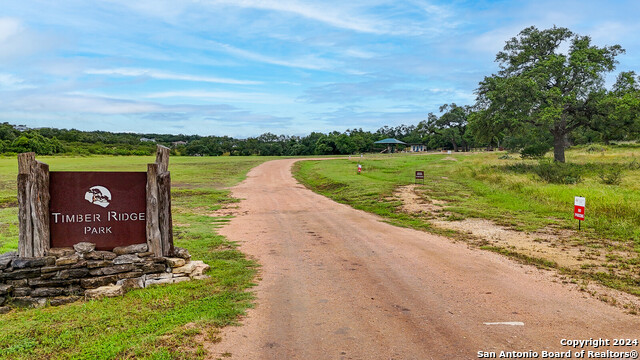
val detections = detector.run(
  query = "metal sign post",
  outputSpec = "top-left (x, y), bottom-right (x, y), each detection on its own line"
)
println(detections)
top-left (574, 196), bottom-right (585, 230)
top-left (415, 171), bottom-right (424, 184)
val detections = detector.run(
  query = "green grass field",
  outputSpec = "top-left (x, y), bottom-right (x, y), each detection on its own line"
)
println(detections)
top-left (294, 146), bottom-right (640, 298)
top-left (0, 155), bottom-right (273, 359)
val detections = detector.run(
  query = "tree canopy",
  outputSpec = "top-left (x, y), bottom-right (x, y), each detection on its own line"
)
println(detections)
top-left (425, 103), bottom-right (473, 152)
top-left (472, 26), bottom-right (625, 162)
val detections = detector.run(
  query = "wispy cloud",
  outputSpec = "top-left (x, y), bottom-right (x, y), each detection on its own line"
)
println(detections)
top-left (207, 0), bottom-right (386, 34)
top-left (209, 41), bottom-right (341, 71)
top-left (426, 88), bottom-right (475, 102)
top-left (0, 73), bottom-right (33, 89)
top-left (301, 77), bottom-right (432, 104)
top-left (309, 104), bottom-right (430, 131)
top-left (0, 17), bottom-right (22, 42)
top-left (85, 68), bottom-right (262, 85)
top-left (1, 91), bottom-right (293, 137)
top-left (145, 90), bottom-right (295, 104)
top-left (343, 48), bottom-right (378, 59)
top-left (7, 93), bottom-right (162, 114)
top-left (0, 17), bottom-right (59, 63)
top-left (466, 26), bottom-right (525, 56)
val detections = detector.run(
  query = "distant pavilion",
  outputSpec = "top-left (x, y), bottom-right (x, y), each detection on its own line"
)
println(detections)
top-left (374, 138), bottom-right (407, 153)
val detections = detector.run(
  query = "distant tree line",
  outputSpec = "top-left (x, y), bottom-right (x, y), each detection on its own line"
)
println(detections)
top-left (1, 27), bottom-right (639, 160)
top-left (0, 121), bottom-right (475, 157)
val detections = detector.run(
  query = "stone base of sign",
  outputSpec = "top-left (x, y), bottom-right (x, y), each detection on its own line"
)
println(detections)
top-left (0, 242), bottom-right (209, 311)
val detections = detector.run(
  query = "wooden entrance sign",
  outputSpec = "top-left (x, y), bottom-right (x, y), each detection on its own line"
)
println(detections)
top-left (49, 172), bottom-right (147, 250)
top-left (17, 145), bottom-right (174, 257)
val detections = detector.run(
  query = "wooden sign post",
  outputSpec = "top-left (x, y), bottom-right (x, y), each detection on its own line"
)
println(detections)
top-left (146, 145), bottom-right (174, 257)
top-left (17, 152), bottom-right (50, 257)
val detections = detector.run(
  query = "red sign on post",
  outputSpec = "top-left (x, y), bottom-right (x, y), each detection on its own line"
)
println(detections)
top-left (49, 172), bottom-right (147, 250)
top-left (415, 171), bottom-right (424, 180)
top-left (574, 196), bottom-right (585, 220)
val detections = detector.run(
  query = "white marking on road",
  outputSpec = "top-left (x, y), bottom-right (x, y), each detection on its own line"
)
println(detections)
top-left (483, 322), bottom-right (524, 326)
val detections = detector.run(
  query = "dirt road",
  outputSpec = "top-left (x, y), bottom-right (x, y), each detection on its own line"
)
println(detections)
top-left (208, 159), bottom-right (639, 359)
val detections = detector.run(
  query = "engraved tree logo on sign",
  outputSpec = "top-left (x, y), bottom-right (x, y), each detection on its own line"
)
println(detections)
top-left (84, 186), bottom-right (112, 208)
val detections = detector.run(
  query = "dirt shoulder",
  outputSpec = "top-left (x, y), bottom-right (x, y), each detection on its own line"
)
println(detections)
top-left (394, 184), bottom-right (640, 313)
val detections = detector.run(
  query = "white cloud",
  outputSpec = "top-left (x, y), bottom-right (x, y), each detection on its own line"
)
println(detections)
top-left (209, 41), bottom-right (341, 71)
top-left (85, 68), bottom-right (262, 85)
top-left (145, 90), bottom-right (295, 104)
top-left (343, 48), bottom-right (377, 59)
top-left (0, 73), bottom-right (33, 89)
top-left (207, 0), bottom-right (386, 34)
top-left (427, 88), bottom-right (475, 102)
top-left (0, 17), bottom-right (60, 63)
top-left (587, 21), bottom-right (639, 46)
top-left (102, 0), bottom-right (191, 20)
top-left (0, 91), bottom-right (294, 137)
top-left (0, 17), bottom-right (22, 43)
top-left (468, 26), bottom-right (525, 55)
top-left (6, 94), bottom-right (162, 114)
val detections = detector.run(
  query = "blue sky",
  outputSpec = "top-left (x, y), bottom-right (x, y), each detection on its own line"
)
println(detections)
top-left (1, 0), bottom-right (639, 137)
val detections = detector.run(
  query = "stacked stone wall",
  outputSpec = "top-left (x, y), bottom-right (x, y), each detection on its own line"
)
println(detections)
top-left (0, 242), bottom-right (209, 313)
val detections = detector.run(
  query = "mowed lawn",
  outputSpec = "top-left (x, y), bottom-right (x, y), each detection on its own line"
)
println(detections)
top-left (294, 146), bottom-right (640, 298)
top-left (0, 155), bottom-right (273, 359)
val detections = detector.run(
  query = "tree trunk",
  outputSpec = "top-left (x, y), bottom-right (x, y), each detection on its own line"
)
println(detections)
top-left (552, 131), bottom-right (565, 163)
top-left (451, 138), bottom-right (458, 152)
top-left (553, 116), bottom-right (568, 163)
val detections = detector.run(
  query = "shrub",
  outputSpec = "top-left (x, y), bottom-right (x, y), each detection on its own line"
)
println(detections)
top-left (586, 144), bottom-right (608, 153)
top-left (627, 158), bottom-right (640, 170)
top-left (503, 162), bottom-right (534, 173)
top-left (520, 143), bottom-right (550, 159)
top-left (533, 160), bottom-right (582, 184)
top-left (598, 167), bottom-right (623, 185)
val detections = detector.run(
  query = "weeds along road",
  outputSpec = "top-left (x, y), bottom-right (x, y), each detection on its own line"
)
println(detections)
top-left (207, 158), bottom-right (639, 360)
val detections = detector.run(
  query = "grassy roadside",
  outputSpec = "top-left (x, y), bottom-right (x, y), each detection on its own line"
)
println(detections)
top-left (0, 155), bottom-right (272, 359)
top-left (293, 147), bottom-right (640, 299)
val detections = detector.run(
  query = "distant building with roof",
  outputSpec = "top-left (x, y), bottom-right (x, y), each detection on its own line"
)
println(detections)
top-left (408, 144), bottom-right (426, 152)
top-left (374, 138), bottom-right (406, 153)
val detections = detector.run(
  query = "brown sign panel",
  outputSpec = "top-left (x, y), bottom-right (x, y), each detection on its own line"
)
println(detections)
top-left (49, 172), bottom-right (147, 250)
top-left (415, 171), bottom-right (424, 179)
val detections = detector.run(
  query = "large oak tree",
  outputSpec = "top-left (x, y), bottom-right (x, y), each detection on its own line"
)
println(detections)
top-left (473, 26), bottom-right (624, 162)
top-left (424, 103), bottom-right (472, 152)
